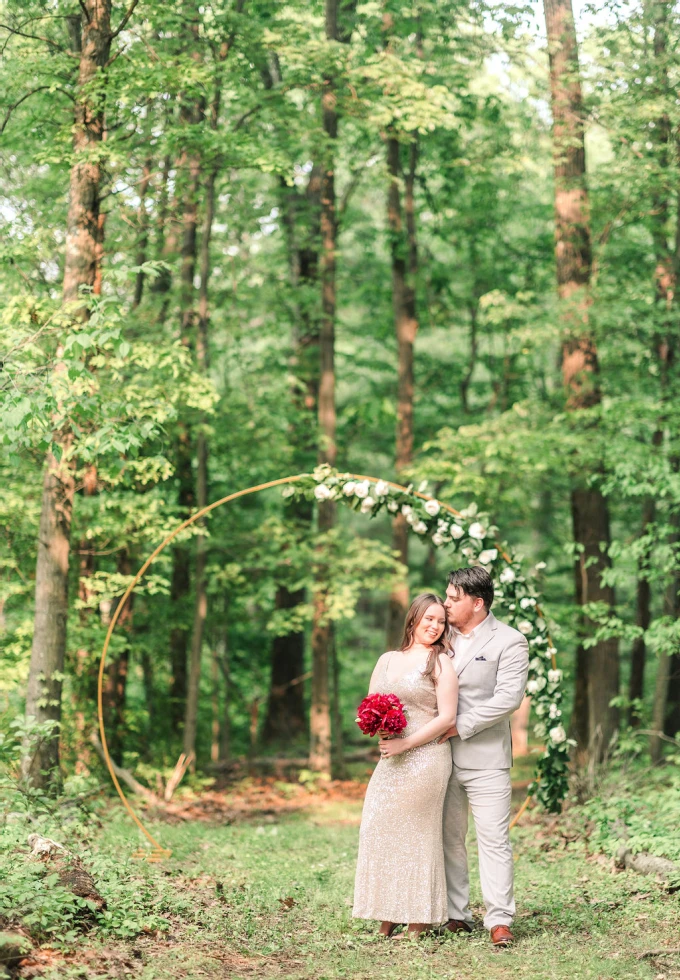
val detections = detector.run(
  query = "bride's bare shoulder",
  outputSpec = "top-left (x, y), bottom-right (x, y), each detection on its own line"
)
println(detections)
top-left (375, 650), bottom-right (394, 664)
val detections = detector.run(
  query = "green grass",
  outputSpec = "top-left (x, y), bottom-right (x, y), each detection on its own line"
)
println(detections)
top-left (21, 789), bottom-right (680, 980)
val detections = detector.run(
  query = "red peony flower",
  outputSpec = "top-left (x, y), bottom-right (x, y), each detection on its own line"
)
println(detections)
top-left (355, 692), bottom-right (407, 737)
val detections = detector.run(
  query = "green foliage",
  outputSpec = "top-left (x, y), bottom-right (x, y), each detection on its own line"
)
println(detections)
top-left (0, 728), bottom-right (172, 944)
top-left (5, 794), bottom-right (676, 979)
top-left (577, 762), bottom-right (680, 881)
top-left (2, 0), bottom-right (680, 792)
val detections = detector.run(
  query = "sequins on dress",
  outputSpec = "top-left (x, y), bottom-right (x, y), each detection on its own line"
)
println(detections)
top-left (352, 652), bottom-right (452, 925)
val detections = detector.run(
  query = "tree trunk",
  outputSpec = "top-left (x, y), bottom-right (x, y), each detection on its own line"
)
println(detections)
top-left (170, 21), bottom-right (205, 738)
top-left (168, 427), bottom-right (193, 731)
top-left (543, 0), bottom-right (619, 761)
top-left (262, 167), bottom-right (321, 743)
top-left (132, 155), bottom-right (153, 307)
top-left (571, 489), bottom-right (619, 754)
top-left (385, 136), bottom-right (419, 649)
top-left (210, 640), bottom-right (220, 764)
top-left (23, 1), bottom-right (112, 789)
top-left (140, 646), bottom-right (155, 748)
top-left (151, 150), bottom-right (175, 306)
top-left (103, 552), bottom-right (133, 766)
top-left (263, 586), bottom-right (308, 742)
top-left (460, 301), bottom-right (478, 415)
top-left (629, 576), bottom-right (651, 722)
top-left (629, 499), bottom-right (655, 724)
top-left (651, 520), bottom-right (680, 761)
top-left (665, 653), bottom-right (680, 737)
top-left (23, 453), bottom-right (75, 787)
top-left (644, 0), bottom-right (680, 748)
top-left (217, 623), bottom-right (231, 763)
top-left (330, 629), bottom-right (345, 777)
top-left (183, 84), bottom-right (219, 758)
top-left (309, 0), bottom-right (340, 774)
top-left (511, 696), bottom-right (531, 757)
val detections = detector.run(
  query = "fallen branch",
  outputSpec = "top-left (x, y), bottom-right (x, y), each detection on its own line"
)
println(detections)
top-left (164, 751), bottom-right (195, 802)
top-left (615, 846), bottom-right (680, 882)
top-left (637, 948), bottom-right (680, 960)
top-left (0, 929), bottom-right (33, 968)
top-left (89, 733), bottom-right (159, 804)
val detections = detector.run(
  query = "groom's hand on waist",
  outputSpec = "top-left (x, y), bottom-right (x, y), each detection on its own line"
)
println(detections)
top-left (439, 724), bottom-right (458, 742)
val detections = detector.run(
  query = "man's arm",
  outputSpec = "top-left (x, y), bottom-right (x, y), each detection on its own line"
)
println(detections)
top-left (454, 633), bottom-right (529, 741)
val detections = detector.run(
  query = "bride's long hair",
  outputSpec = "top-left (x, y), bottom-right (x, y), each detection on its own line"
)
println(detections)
top-left (399, 592), bottom-right (450, 682)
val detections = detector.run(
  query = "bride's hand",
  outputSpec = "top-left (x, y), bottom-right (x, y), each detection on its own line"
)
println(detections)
top-left (379, 735), bottom-right (411, 758)
top-left (438, 724), bottom-right (458, 742)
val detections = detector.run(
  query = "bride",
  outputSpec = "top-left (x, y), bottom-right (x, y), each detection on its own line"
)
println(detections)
top-left (352, 593), bottom-right (458, 937)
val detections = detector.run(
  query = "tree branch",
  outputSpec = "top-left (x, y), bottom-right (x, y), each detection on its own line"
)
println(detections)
top-left (109, 0), bottom-right (140, 41)
top-left (1, 86), bottom-right (74, 134)
top-left (337, 149), bottom-right (380, 229)
top-left (0, 23), bottom-right (64, 51)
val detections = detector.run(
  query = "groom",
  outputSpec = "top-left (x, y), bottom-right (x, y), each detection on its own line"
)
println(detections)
top-left (440, 566), bottom-right (529, 947)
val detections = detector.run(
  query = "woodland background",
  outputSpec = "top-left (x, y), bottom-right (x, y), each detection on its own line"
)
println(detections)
top-left (1, 0), bottom-right (680, 805)
top-left (2, 2), bottom-right (680, 977)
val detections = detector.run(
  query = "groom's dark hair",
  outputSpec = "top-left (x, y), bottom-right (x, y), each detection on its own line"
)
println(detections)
top-left (448, 566), bottom-right (494, 612)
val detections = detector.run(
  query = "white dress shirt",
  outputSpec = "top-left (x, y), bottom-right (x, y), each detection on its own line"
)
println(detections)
top-left (449, 613), bottom-right (490, 655)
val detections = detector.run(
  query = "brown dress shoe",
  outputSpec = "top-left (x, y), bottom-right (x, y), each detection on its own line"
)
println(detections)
top-left (444, 919), bottom-right (473, 934)
top-left (490, 925), bottom-right (514, 947)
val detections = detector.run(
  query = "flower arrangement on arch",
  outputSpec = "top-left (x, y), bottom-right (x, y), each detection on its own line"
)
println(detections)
top-left (283, 466), bottom-right (572, 814)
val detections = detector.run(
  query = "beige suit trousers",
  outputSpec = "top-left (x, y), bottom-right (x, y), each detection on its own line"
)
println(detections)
top-left (443, 764), bottom-right (514, 929)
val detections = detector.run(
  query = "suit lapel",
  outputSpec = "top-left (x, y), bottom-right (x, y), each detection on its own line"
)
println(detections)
top-left (453, 613), bottom-right (498, 677)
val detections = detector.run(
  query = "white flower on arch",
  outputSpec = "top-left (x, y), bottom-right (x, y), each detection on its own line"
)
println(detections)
top-left (479, 548), bottom-right (498, 565)
top-left (549, 725), bottom-right (567, 745)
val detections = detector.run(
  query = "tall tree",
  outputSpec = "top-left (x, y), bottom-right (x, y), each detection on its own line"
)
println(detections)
top-left (183, 72), bottom-right (222, 760)
top-left (170, 9), bottom-right (205, 740)
top-left (642, 0), bottom-right (680, 757)
top-left (385, 135), bottom-right (419, 649)
top-left (23, 0), bottom-right (114, 788)
top-left (543, 0), bottom-right (619, 760)
top-left (262, 61), bottom-right (319, 743)
top-left (309, 0), bottom-right (341, 774)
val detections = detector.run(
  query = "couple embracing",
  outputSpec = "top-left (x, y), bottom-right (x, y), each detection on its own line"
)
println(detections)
top-left (352, 566), bottom-right (529, 945)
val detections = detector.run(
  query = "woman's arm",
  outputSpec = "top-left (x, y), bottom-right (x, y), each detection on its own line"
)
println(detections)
top-left (379, 655), bottom-right (458, 757)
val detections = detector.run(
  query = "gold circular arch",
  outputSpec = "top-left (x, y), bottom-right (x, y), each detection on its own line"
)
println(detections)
top-left (97, 472), bottom-right (543, 857)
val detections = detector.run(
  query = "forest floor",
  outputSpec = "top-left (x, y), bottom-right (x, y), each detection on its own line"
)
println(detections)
top-left (12, 760), bottom-right (680, 980)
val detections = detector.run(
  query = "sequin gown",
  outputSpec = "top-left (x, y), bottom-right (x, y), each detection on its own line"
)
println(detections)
top-left (352, 652), bottom-right (453, 924)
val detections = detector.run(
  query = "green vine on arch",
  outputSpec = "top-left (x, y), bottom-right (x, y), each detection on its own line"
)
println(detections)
top-left (284, 465), bottom-right (571, 814)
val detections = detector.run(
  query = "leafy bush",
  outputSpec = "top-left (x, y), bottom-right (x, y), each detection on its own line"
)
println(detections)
top-left (576, 763), bottom-right (680, 873)
top-left (0, 719), bottom-right (172, 946)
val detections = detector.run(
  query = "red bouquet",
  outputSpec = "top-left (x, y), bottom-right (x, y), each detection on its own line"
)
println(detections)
top-left (355, 692), bottom-right (407, 737)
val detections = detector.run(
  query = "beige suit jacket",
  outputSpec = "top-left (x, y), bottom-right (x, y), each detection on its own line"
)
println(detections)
top-left (448, 612), bottom-right (529, 769)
